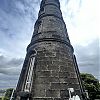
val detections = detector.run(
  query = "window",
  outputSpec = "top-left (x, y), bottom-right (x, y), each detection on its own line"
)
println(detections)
top-left (41, 7), bottom-right (44, 12)
top-left (38, 20), bottom-right (42, 33)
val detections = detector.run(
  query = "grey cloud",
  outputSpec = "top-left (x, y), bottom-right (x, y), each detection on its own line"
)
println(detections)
top-left (0, 0), bottom-right (42, 64)
top-left (74, 39), bottom-right (100, 80)
top-left (60, 0), bottom-right (82, 19)
top-left (0, 0), bottom-right (41, 57)
top-left (0, 73), bottom-right (18, 89)
top-left (0, 55), bottom-right (24, 75)
top-left (0, 0), bottom-right (41, 33)
top-left (0, 55), bottom-right (24, 88)
top-left (0, 0), bottom-right (40, 20)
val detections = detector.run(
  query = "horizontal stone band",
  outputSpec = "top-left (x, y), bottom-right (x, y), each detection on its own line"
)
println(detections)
top-left (27, 38), bottom-right (74, 53)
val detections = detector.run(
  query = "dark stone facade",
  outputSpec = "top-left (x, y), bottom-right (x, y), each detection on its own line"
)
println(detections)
top-left (14, 0), bottom-right (87, 100)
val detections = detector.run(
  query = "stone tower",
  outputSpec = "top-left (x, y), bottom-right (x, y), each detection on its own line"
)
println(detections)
top-left (14, 0), bottom-right (87, 100)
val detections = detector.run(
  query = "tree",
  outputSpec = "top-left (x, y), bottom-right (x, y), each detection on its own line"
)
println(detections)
top-left (3, 88), bottom-right (13, 100)
top-left (81, 73), bottom-right (100, 100)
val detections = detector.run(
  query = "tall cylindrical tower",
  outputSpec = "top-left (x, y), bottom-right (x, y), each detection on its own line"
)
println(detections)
top-left (14, 0), bottom-right (87, 100)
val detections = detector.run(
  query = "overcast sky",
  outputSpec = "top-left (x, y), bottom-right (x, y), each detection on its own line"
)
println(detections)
top-left (0, 0), bottom-right (99, 89)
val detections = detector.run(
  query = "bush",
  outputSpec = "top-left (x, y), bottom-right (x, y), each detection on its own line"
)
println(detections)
top-left (0, 97), bottom-right (2, 100)
top-left (3, 88), bottom-right (13, 100)
top-left (81, 73), bottom-right (100, 100)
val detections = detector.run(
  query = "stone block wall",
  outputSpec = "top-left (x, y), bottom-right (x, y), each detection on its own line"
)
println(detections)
top-left (27, 41), bottom-right (82, 99)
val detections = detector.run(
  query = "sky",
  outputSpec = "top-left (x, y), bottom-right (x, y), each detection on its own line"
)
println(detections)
top-left (0, 0), bottom-right (99, 89)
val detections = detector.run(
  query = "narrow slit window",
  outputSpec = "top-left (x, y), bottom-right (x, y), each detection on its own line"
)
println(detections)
top-left (38, 20), bottom-right (42, 33)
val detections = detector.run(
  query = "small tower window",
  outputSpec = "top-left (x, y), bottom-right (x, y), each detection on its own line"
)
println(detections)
top-left (38, 20), bottom-right (42, 33)
top-left (41, 7), bottom-right (44, 12)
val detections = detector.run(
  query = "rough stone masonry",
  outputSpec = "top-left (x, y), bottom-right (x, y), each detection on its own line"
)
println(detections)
top-left (14, 0), bottom-right (87, 100)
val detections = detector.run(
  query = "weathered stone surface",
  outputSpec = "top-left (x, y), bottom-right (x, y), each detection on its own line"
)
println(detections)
top-left (60, 90), bottom-right (69, 98)
top-left (33, 98), bottom-right (53, 100)
top-left (50, 83), bottom-right (68, 90)
top-left (51, 71), bottom-right (59, 77)
top-left (68, 78), bottom-right (79, 84)
top-left (70, 72), bottom-right (77, 78)
top-left (59, 66), bottom-right (68, 72)
top-left (54, 98), bottom-right (69, 100)
top-left (59, 72), bottom-right (69, 78)
top-left (37, 71), bottom-right (51, 77)
top-left (46, 90), bottom-right (60, 97)
top-left (34, 83), bottom-right (50, 90)
top-left (47, 65), bottom-right (59, 71)
top-left (35, 77), bottom-right (60, 84)
top-left (36, 65), bottom-right (48, 71)
top-left (33, 89), bottom-right (46, 97)
top-left (15, 0), bottom-right (85, 99)
top-left (68, 83), bottom-right (80, 89)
